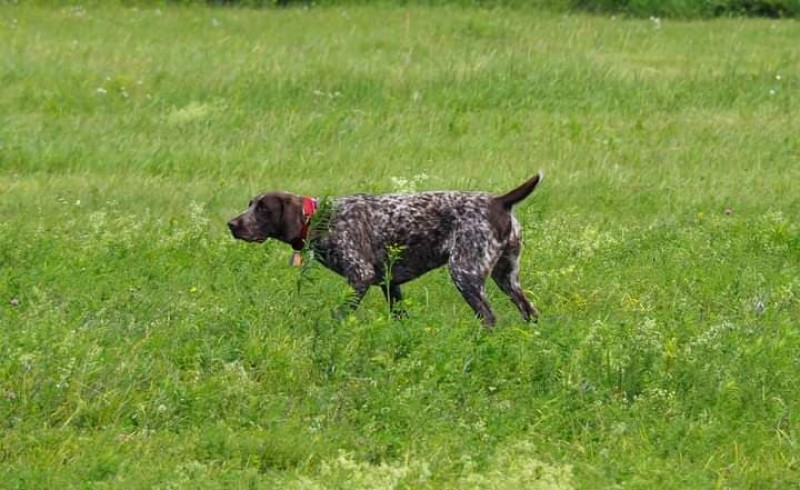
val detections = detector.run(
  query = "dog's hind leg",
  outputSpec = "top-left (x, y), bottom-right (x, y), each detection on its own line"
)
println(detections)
top-left (491, 246), bottom-right (539, 322)
top-left (449, 267), bottom-right (495, 327)
top-left (448, 239), bottom-right (497, 327)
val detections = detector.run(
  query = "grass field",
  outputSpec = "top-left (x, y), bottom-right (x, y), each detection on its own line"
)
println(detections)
top-left (1, 3), bottom-right (799, 487)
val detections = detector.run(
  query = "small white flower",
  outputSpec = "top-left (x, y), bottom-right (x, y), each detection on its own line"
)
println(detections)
top-left (775, 74), bottom-right (782, 81)
top-left (649, 16), bottom-right (662, 29)
top-left (769, 89), bottom-right (776, 96)
top-left (95, 87), bottom-right (107, 95)
top-left (19, 353), bottom-right (34, 371)
top-left (754, 298), bottom-right (766, 315)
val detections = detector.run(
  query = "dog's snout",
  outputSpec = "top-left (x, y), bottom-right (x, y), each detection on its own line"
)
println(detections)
top-left (228, 219), bottom-right (239, 236)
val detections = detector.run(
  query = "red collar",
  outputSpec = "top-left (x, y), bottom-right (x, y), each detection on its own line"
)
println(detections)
top-left (299, 197), bottom-right (318, 244)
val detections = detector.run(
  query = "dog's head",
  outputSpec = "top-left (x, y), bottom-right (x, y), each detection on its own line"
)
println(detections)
top-left (228, 191), bottom-right (305, 248)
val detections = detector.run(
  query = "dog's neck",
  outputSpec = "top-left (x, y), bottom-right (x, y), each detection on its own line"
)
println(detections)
top-left (291, 196), bottom-right (318, 251)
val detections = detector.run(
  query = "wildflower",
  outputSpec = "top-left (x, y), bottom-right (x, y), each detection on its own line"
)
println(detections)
top-left (95, 87), bottom-right (107, 95)
top-left (10, 297), bottom-right (20, 307)
top-left (188, 200), bottom-right (209, 228)
top-left (754, 298), bottom-right (766, 315)
top-left (649, 16), bottom-right (662, 29)
top-left (312, 89), bottom-right (342, 100)
top-left (168, 102), bottom-right (213, 125)
top-left (64, 6), bottom-right (87, 18)
top-left (390, 173), bottom-right (429, 193)
top-left (18, 353), bottom-right (34, 372)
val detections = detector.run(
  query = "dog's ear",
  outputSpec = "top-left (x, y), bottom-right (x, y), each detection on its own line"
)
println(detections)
top-left (258, 192), bottom-right (305, 248)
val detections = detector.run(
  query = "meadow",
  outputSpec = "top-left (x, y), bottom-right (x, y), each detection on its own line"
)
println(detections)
top-left (1, 3), bottom-right (799, 487)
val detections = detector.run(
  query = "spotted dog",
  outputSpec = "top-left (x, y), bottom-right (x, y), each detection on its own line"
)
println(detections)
top-left (228, 172), bottom-right (543, 327)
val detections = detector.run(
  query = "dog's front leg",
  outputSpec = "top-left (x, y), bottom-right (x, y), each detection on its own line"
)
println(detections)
top-left (331, 280), bottom-right (369, 321)
top-left (330, 256), bottom-right (375, 320)
top-left (380, 282), bottom-right (408, 320)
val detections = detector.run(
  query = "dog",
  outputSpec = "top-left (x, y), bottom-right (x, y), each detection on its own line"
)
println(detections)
top-left (228, 172), bottom-right (542, 327)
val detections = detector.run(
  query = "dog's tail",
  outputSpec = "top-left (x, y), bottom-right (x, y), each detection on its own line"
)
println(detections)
top-left (494, 171), bottom-right (543, 210)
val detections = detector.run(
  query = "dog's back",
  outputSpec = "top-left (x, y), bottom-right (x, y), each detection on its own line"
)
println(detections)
top-left (230, 173), bottom-right (542, 326)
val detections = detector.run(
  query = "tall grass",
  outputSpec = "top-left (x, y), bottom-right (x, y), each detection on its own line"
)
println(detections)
top-left (1, 3), bottom-right (799, 487)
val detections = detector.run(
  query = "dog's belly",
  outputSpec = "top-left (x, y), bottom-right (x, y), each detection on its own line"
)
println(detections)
top-left (312, 236), bottom-right (449, 285)
top-left (384, 251), bottom-right (449, 284)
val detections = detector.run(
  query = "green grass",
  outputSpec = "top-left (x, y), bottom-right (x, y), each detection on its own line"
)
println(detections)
top-left (1, 3), bottom-right (799, 488)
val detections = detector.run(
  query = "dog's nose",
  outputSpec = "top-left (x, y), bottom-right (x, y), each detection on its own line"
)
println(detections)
top-left (227, 220), bottom-right (238, 235)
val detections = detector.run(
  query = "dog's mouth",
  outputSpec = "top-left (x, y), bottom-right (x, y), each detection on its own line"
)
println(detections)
top-left (230, 231), bottom-right (267, 243)
top-left (228, 222), bottom-right (267, 243)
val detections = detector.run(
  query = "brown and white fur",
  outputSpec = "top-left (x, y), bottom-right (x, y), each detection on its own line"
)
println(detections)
top-left (228, 172), bottom-right (543, 327)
